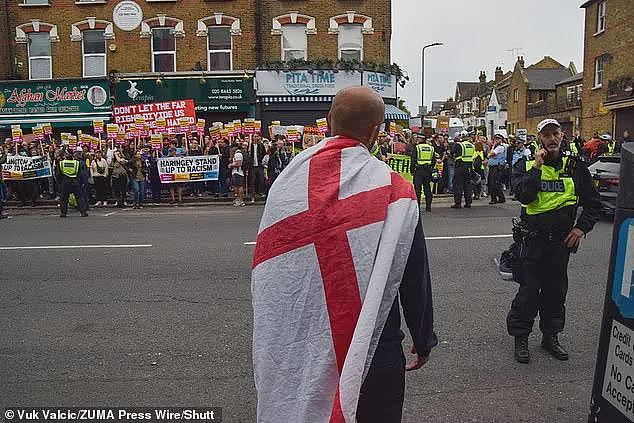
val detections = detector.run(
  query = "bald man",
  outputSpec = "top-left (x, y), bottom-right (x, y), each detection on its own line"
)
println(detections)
top-left (252, 87), bottom-right (437, 423)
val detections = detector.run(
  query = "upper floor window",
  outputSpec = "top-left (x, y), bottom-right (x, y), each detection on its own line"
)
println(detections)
top-left (208, 26), bottom-right (231, 71)
top-left (22, 0), bottom-right (49, 4)
top-left (567, 84), bottom-right (583, 102)
top-left (152, 27), bottom-right (176, 72)
top-left (597, 1), bottom-right (606, 33)
top-left (594, 56), bottom-right (605, 88)
top-left (338, 24), bottom-right (363, 61)
top-left (282, 24), bottom-right (307, 61)
top-left (513, 88), bottom-right (519, 102)
top-left (83, 30), bottom-right (106, 77)
top-left (28, 32), bottom-right (52, 80)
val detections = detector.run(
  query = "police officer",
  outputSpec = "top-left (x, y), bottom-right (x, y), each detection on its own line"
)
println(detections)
top-left (450, 132), bottom-right (474, 209)
top-left (507, 119), bottom-right (602, 364)
top-left (410, 133), bottom-right (436, 212)
top-left (487, 133), bottom-right (508, 204)
top-left (58, 151), bottom-right (88, 218)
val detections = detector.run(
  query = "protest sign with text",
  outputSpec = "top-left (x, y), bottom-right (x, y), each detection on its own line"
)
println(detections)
top-left (158, 155), bottom-right (219, 183)
top-left (113, 100), bottom-right (196, 133)
top-left (2, 155), bottom-right (52, 180)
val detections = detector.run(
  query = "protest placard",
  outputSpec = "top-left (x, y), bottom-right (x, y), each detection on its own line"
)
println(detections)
top-left (42, 123), bottom-right (53, 136)
top-left (158, 155), bottom-right (219, 183)
top-left (11, 126), bottom-right (23, 143)
top-left (32, 126), bottom-right (44, 141)
top-left (112, 100), bottom-right (196, 133)
top-left (106, 124), bottom-right (119, 139)
top-left (254, 120), bottom-right (262, 135)
top-left (243, 118), bottom-right (255, 135)
top-left (151, 134), bottom-right (163, 151)
top-left (1, 155), bottom-right (53, 180)
top-left (93, 120), bottom-right (104, 134)
top-left (316, 118), bottom-right (328, 134)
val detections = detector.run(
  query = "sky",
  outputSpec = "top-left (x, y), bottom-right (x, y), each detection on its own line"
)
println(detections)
top-left (391, 0), bottom-right (586, 114)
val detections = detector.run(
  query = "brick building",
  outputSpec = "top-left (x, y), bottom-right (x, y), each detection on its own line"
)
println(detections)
top-left (505, 56), bottom-right (579, 138)
top-left (0, 0), bottom-right (397, 135)
top-left (580, 0), bottom-right (634, 140)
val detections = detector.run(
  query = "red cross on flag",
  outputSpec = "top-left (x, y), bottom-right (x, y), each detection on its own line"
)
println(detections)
top-left (252, 136), bottom-right (420, 422)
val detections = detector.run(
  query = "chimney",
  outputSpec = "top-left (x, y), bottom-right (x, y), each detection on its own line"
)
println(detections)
top-left (518, 56), bottom-right (525, 69)
top-left (495, 66), bottom-right (504, 83)
top-left (479, 71), bottom-right (487, 84)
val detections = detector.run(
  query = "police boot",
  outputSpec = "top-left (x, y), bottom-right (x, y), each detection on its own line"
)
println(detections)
top-left (514, 336), bottom-right (530, 364)
top-left (541, 334), bottom-right (569, 361)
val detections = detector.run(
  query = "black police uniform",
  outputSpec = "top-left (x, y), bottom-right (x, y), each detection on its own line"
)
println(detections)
top-left (506, 154), bottom-right (601, 359)
top-left (410, 142), bottom-right (435, 212)
top-left (452, 142), bottom-right (473, 208)
top-left (58, 159), bottom-right (88, 217)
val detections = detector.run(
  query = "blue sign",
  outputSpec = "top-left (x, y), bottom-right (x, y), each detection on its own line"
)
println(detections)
top-left (611, 219), bottom-right (634, 318)
top-left (487, 105), bottom-right (497, 112)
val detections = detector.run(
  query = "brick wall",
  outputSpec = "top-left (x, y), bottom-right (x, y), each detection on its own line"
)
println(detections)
top-left (506, 64), bottom-right (527, 133)
top-left (1, 0), bottom-right (391, 81)
top-left (581, 0), bottom-right (634, 138)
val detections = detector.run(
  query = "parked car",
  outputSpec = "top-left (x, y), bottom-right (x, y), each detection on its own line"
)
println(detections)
top-left (588, 155), bottom-right (621, 213)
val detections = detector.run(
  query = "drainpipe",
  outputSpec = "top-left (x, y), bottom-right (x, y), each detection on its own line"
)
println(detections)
top-left (3, 0), bottom-right (14, 78)
top-left (254, 0), bottom-right (263, 66)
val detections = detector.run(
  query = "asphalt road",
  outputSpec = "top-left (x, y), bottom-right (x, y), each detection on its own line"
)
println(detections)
top-left (0, 201), bottom-right (614, 422)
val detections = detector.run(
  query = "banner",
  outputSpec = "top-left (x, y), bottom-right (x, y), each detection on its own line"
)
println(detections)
top-left (2, 155), bottom-right (52, 180)
top-left (158, 155), bottom-right (219, 183)
top-left (112, 100), bottom-right (196, 133)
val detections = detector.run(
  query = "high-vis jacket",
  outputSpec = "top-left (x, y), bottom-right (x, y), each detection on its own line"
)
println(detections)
top-left (60, 160), bottom-right (79, 178)
top-left (415, 143), bottom-right (434, 166)
top-left (522, 157), bottom-right (577, 215)
top-left (457, 141), bottom-right (475, 164)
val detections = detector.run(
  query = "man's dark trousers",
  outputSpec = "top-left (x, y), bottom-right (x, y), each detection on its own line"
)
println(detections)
top-left (488, 165), bottom-right (506, 203)
top-left (453, 164), bottom-right (473, 206)
top-left (59, 178), bottom-right (88, 216)
top-left (413, 165), bottom-right (433, 211)
top-left (356, 355), bottom-right (405, 422)
top-left (507, 236), bottom-right (570, 336)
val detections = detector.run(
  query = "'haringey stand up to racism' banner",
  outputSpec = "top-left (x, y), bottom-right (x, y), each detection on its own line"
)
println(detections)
top-left (158, 155), bottom-right (219, 183)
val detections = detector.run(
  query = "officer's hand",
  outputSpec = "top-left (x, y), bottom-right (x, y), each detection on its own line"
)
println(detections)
top-left (405, 345), bottom-right (429, 371)
top-left (534, 148), bottom-right (547, 168)
top-left (564, 227), bottom-right (585, 249)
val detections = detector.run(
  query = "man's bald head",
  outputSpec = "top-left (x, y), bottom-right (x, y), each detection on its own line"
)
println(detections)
top-left (328, 86), bottom-right (385, 147)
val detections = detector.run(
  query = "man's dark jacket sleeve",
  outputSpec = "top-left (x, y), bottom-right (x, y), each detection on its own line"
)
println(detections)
top-left (410, 146), bottom-right (417, 174)
top-left (400, 218), bottom-right (438, 355)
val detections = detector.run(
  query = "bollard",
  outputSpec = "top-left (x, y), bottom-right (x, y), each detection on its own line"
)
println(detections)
top-left (589, 143), bottom-right (634, 422)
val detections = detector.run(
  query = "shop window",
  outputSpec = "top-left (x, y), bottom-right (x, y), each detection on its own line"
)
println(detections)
top-left (28, 32), bottom-right (52, 80)
top-left (83, 29), bottom-right (106, 77)
top-left (338, 24), bottom-right (362, 61)
top-left (152, 27), bottom-right (176, 72)
top-left (281, 24), bottom-right (307, 61)
top-left (208, 26), bottom-right (232, 71)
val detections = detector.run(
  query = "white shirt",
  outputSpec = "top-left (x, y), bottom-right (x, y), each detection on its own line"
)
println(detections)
top-left (492, 145), bottom-right (506, 155)
top-left (232, 151), bottom-right (244, 176)
top-left (253, 145), bottom-right (259, 167)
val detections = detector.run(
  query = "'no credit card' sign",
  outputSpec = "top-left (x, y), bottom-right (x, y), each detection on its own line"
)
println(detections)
top-left (612, 219), bottom-right (634, 318)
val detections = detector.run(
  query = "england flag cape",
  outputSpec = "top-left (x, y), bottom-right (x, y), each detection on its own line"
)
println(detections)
top-left (251, 136), bottom-right (419, 422)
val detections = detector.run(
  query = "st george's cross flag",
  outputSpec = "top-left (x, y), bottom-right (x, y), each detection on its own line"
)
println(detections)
top-left (251, 136), bottom-right (420, 422)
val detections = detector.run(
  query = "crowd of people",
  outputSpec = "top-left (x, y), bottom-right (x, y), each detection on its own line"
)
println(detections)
top-left (0, 132), bottom-right (300, 218)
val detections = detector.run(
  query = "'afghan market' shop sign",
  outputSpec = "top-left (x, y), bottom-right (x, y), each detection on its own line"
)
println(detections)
top-left (114, 77), bottom-right (254, 113)
top-left (0, 79), bottom-right (112, 127)
top-left (256, 70), bottom-right (361, 96)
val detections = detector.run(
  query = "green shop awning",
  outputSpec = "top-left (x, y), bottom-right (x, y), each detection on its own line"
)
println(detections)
top-left (385, 104), bottom-right (409, 121)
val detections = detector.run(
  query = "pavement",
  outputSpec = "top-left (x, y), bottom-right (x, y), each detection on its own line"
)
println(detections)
top-left (0, 200), bottom-right (614, 422)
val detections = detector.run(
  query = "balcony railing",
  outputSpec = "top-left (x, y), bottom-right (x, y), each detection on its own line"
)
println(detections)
top-left (557, 97), bottom-right (582, 111)
top-left (607, 76), bottom-right (634, 103)
top-left (526, 101), bottom-right (548, 118)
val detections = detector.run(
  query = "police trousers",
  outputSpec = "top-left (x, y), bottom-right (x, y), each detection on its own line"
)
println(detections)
top-left (507, 236), bottom-right (570, 337)
top-left (356, 355), bottom-right (405, 423)
top-left (59, 178), bottom-right (88, 216)
top-left (413, 166), bottom-right (433, 211)
top-left (453, 164), bottom-right (472, 206)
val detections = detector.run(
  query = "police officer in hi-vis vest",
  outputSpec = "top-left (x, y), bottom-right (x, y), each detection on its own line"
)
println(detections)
top-left (507, 119), bottom-right (601, 364)
top-left (58, 151), bottom-right (88, 218)
top-left (450, 132), bottom-right (475, 209)
top-left (410, 133), bottom-right (436, 212)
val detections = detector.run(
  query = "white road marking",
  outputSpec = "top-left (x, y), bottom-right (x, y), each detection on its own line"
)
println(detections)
top-left (104, 211), bottom-right (118, 217)
top-left (0, 244), bottom-right (153, 251)
top-left (243, 234), bottom-right (513, 245)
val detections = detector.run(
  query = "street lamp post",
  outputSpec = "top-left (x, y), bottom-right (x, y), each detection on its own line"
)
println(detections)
top-left (421, 42), bottom-right (444, 115)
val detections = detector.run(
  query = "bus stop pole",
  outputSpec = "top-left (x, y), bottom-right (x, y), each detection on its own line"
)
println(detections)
top-left (589, 143), bottom-right (634, 422)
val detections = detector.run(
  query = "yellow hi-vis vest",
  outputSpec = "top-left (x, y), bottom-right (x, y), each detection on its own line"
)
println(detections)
top-left (370, 143), bottom-right (381, 157)
top-left (522, 157), bottom-right (578, 216)
top-left (569, 141), bottom-right (579, 156)
top-left (458, 141), bottom-right (475, 163)
top-left (60, 160), bottom-right (79, 178)
top-left (416, 143), bottom-right (434, 165)
top-left (473, 150), bottom-right (484, 162)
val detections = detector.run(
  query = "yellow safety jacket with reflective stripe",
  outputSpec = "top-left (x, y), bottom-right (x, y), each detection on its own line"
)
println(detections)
top-left (416, 143), bottom-right (434, 165)
top-left (60, 160), bottom-right (79, 178)
top-left (522, 157), bottom-right (578, 216)
top-left (458, 141), bottom-right (475, 163)
top-left (569, 141), bottom-right (579, 156)
top-left (370, 143), bottom-right (381, 157)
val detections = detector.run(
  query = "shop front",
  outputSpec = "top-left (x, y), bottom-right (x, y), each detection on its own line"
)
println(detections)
top-left (255, 69), bottom-right (402, 132)
top-left (113, 72), bottom-right (255, 127)
top-left (0, 78), bottom-right (112, 138)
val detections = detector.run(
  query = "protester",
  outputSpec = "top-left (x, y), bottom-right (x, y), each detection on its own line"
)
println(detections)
top-left (128, 150), bottom-right (149, 209)
top-left (247, 134), bottom-right (266, 203)
top-left (487, 134), bottom-right (508, 204)
top-left (229, 145), bottom-right (245, 207)
top-left (90, 150), bottom-right (109, 206)
top-left (110, 151), bottom-right (129, 208)
top-left (252, 87), bottom-right (437, 422)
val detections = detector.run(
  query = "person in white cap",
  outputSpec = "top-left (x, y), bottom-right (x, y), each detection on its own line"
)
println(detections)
top-left (506, 118), bottom-right (602, 364)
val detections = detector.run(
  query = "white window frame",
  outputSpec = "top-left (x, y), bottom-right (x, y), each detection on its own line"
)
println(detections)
top-left (20, 0), bottom-right (50, 5)
top-left (596, 1), bottom-right (606, 34)
top-left (27, 32), bottom-right (52, 80)
top-left (513, 88), bottom-right (519, 102)
top-left (594, 56), bottom-right (604, 88)
top-left (337, 24), bottom-right (363, 61)
top-left (207, 26), bottom-right (232, 71)
top-left (576, 84), bottom-right (583, 100)
top-left (82, 29), bottom-right (106, 77)
top-left (281, 24), bottom-right (307, 61)
top-left (151, 27), bottom-right (176, 72)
